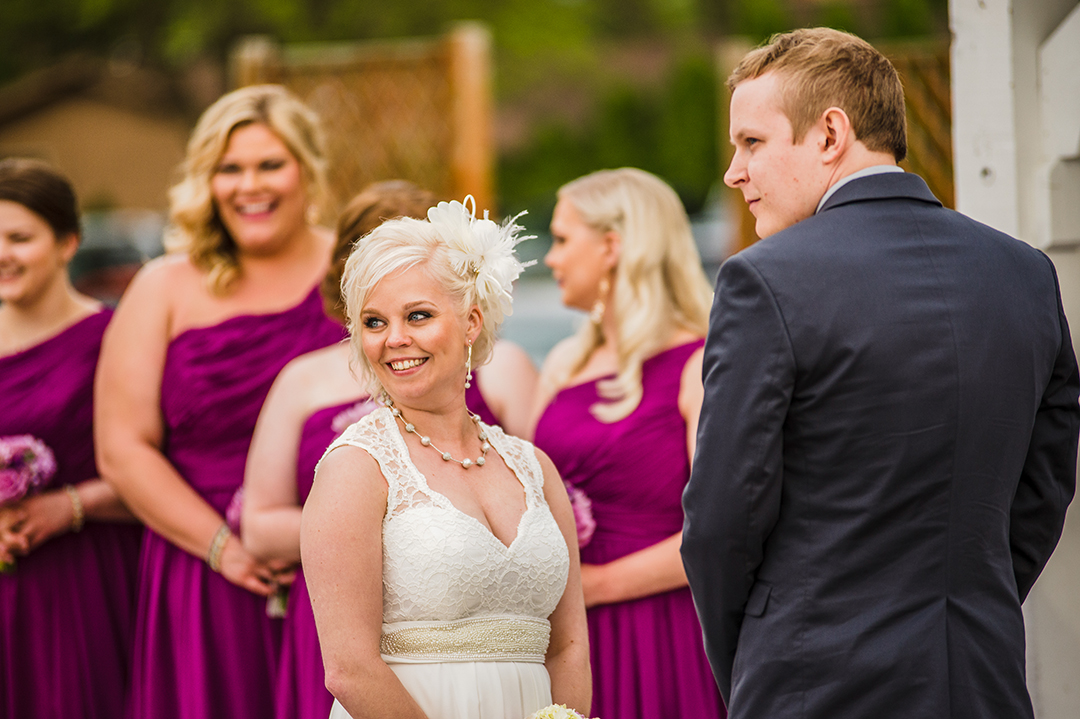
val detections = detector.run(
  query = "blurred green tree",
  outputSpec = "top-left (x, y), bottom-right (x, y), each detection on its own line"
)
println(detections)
top-left (0, 0), bottom-right (948, 225)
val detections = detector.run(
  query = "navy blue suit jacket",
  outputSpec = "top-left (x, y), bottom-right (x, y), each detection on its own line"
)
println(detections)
top-left (682, 172), bottom-right (1079, 718)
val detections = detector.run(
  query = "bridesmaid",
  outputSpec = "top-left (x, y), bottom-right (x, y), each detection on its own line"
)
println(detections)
top-left (95, 85), bottom-right (345, 719)
top-left (242, 180), bottom-right (436, 719)
top-left (0, 158), bottom-right (141, 718)
top-left (531, 168), bottom-right (725, 719)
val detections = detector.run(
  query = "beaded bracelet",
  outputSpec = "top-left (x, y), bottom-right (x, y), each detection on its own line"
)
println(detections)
top-left (207, 524), bottom-right (231, 573)
top-left (63, 485), bottom-right (84, 533)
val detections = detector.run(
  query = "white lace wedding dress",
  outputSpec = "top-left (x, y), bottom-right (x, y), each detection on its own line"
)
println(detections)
top-left (324, 407), bottom-right (570, 719)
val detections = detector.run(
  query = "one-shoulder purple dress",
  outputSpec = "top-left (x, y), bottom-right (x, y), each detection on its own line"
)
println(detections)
top-left (276, 396), bottom-right (374, 719)
top-left (130, 288), bottom-right (344, 719)
top-left (277, 385), bottom-right (499, 718)
top-left (0, 311), bottom-right (143, 719)
top-left (534, 340), bottom-right (725, 719)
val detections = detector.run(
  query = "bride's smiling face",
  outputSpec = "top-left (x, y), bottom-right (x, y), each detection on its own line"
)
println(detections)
top-left (360, 262), bottom-right (480, 406)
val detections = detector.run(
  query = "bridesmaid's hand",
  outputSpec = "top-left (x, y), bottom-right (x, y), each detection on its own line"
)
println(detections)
top-left (217, 534), bottom-right (289, 596)
top-left (3, 490), bottom-right (78, 556)
top-left (0, 504), bottom-right (29, 563)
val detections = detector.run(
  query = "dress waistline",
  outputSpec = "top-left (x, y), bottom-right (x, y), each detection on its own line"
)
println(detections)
top-left (380, 615), bottom-right (550, 664)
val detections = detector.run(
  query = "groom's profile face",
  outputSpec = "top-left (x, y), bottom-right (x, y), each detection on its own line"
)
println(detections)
top-left (724, 72), bottom-right (829, 239)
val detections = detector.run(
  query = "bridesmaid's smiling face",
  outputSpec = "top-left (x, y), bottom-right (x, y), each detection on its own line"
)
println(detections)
top-left (359, 262), bottom-right (481, 407)
top-left (210, 122), bottom-right (308, 257)
top-left (0, 200), bottom-right (78, 308)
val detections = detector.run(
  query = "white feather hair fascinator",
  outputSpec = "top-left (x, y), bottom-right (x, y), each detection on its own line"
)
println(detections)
top-left (426, 195), bottom-right (536, 324)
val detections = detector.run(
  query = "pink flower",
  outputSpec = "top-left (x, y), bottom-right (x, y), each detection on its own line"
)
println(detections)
top-left (225, 487), bottom-right (244, 533)
top-left (0, 435), bottom-right (57, 504)
top-left (564, 481), bottom-right (596, 548)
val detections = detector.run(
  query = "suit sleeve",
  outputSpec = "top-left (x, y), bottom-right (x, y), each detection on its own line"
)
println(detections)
top-left (1011, 258), bottom-right (1079, 601)
top-left (681, 252), bottom-right (794, 703)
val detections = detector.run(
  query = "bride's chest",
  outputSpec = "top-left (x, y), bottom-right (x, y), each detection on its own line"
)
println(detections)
top-left (381, 504), bottom-right (569, 622)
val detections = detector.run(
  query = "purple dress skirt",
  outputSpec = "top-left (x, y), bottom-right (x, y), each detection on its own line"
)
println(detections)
top-left (534, 340), bottom-right (726, 719)
top-left (0, 311), bottom-right (143, 719)
top-left (276, 397), bottom-right (374, 719)
top-left (277, 387), bottom-right (498, 719)
top-left (129, 288), bottom-right (344, 719)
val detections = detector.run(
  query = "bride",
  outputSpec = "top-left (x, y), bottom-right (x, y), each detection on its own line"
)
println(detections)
top-left (301, 199), bottom-right (591, 719)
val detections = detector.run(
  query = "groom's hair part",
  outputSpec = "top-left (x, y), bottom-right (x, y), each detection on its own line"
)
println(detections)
top-left (728, 27), bottom-right (907, 162)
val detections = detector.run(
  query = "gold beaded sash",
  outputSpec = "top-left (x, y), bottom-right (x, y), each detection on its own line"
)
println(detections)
top-left (380, 615), bottom-right (550, 664)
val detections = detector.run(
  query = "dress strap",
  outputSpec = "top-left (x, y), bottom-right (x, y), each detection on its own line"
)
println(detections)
top-left (484, 424), bottom-right (546, 507)
top-left (316, 406), bottom-right (416, 512)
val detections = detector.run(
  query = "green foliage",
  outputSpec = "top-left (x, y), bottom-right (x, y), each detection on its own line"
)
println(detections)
top-left (0, 0), bottom-right (949, 231)
top-left (814, 2), bottom-right (860, 35)
top-left (730, 0), bottom-right (790, 43)
top-left (499, 51), bottom-right (719, 221)
top-left (880, 0), bottom-right (940, 38)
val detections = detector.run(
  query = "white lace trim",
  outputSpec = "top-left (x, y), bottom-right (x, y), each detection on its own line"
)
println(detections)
top-left (321, 407), bottom-right (569, 624)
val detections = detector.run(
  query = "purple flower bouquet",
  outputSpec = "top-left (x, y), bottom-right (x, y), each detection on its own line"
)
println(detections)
top-left (0, 435), bottom-right (57, 505)
top-left (1, 435), bottom-right (58, 572)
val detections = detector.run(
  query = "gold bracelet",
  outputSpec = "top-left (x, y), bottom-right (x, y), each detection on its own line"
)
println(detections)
top-left (207, 524), bottom-right (231, 573)
top-left (63, 485), bottom-right (84, 533)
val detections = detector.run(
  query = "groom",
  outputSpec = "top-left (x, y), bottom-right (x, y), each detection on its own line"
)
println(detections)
top-left (681, 27), bottom-right (1079, 719)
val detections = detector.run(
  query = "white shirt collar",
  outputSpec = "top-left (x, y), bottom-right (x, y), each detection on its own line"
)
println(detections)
top-left (815, 165), bottom-right (904, 214)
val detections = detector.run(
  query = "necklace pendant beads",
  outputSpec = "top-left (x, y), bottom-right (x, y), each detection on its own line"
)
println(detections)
top-left (388, 400), bottom-right (488, 469)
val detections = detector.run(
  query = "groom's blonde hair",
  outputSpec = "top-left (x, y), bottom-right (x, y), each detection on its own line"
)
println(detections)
top-left (729, 27), bottom-right (908, 162)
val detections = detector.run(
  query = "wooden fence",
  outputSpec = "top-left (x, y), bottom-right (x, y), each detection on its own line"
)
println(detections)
top-left (230, 23), bottom-right (494, 221)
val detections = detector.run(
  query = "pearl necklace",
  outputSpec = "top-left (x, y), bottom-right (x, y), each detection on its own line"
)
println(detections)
top-left (389, 403), bottom-right (490, 469)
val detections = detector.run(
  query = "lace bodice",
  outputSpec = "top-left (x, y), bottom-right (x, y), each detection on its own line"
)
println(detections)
top-left (325, 407), bottom-right (569, 624)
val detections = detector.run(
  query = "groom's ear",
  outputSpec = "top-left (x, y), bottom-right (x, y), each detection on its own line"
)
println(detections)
top-left (819, 107), bottom-right (854, 164)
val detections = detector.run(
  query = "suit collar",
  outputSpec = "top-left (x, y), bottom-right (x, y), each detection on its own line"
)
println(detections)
top-left (819, 171), bottom-right (942, 213)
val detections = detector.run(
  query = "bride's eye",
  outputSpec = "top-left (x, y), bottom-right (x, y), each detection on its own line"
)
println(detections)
top-left (362, 316), bottom-right (385, 329)
top-left (408, 311), bottom-right (431, 322)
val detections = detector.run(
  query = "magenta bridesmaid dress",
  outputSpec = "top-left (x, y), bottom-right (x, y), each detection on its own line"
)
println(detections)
top-left (128, 288), bottom-right (344, 719)
top-left (534, 339), bottom-right (725, 719)
top-left (0, 311), bottom-right (143, 719)
top-left (466, 380), bottom-right (499, 427)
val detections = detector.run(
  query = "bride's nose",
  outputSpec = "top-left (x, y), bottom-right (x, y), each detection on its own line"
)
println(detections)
top-left (385, 321), bottom-right (412, 348)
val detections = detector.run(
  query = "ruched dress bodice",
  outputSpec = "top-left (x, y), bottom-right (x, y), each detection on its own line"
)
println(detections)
top-left (534, 339), bottom-right (725, 719)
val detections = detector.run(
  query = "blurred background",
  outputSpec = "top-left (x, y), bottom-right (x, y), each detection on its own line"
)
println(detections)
top-left (0, 0), bottom-right (951, 360)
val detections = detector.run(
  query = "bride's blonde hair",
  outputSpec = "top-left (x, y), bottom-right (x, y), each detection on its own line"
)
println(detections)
top-left (553, 168), bottom-right (713, 422)
top-left (341, 199), bottom-right (531, 399)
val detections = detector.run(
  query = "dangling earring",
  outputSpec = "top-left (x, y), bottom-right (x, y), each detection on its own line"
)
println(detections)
top-left (465, 341), bottom-right (474, 389)
top-left (305, 203), bottom-right (321, 226)
top-left (590, 276), bottom-right (611, 325)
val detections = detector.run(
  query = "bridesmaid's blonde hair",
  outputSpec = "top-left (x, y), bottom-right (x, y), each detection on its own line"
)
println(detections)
top-left (165, 85), bottom-right (328, 295)
top-left (553, 168), bottom-right (712, 422)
